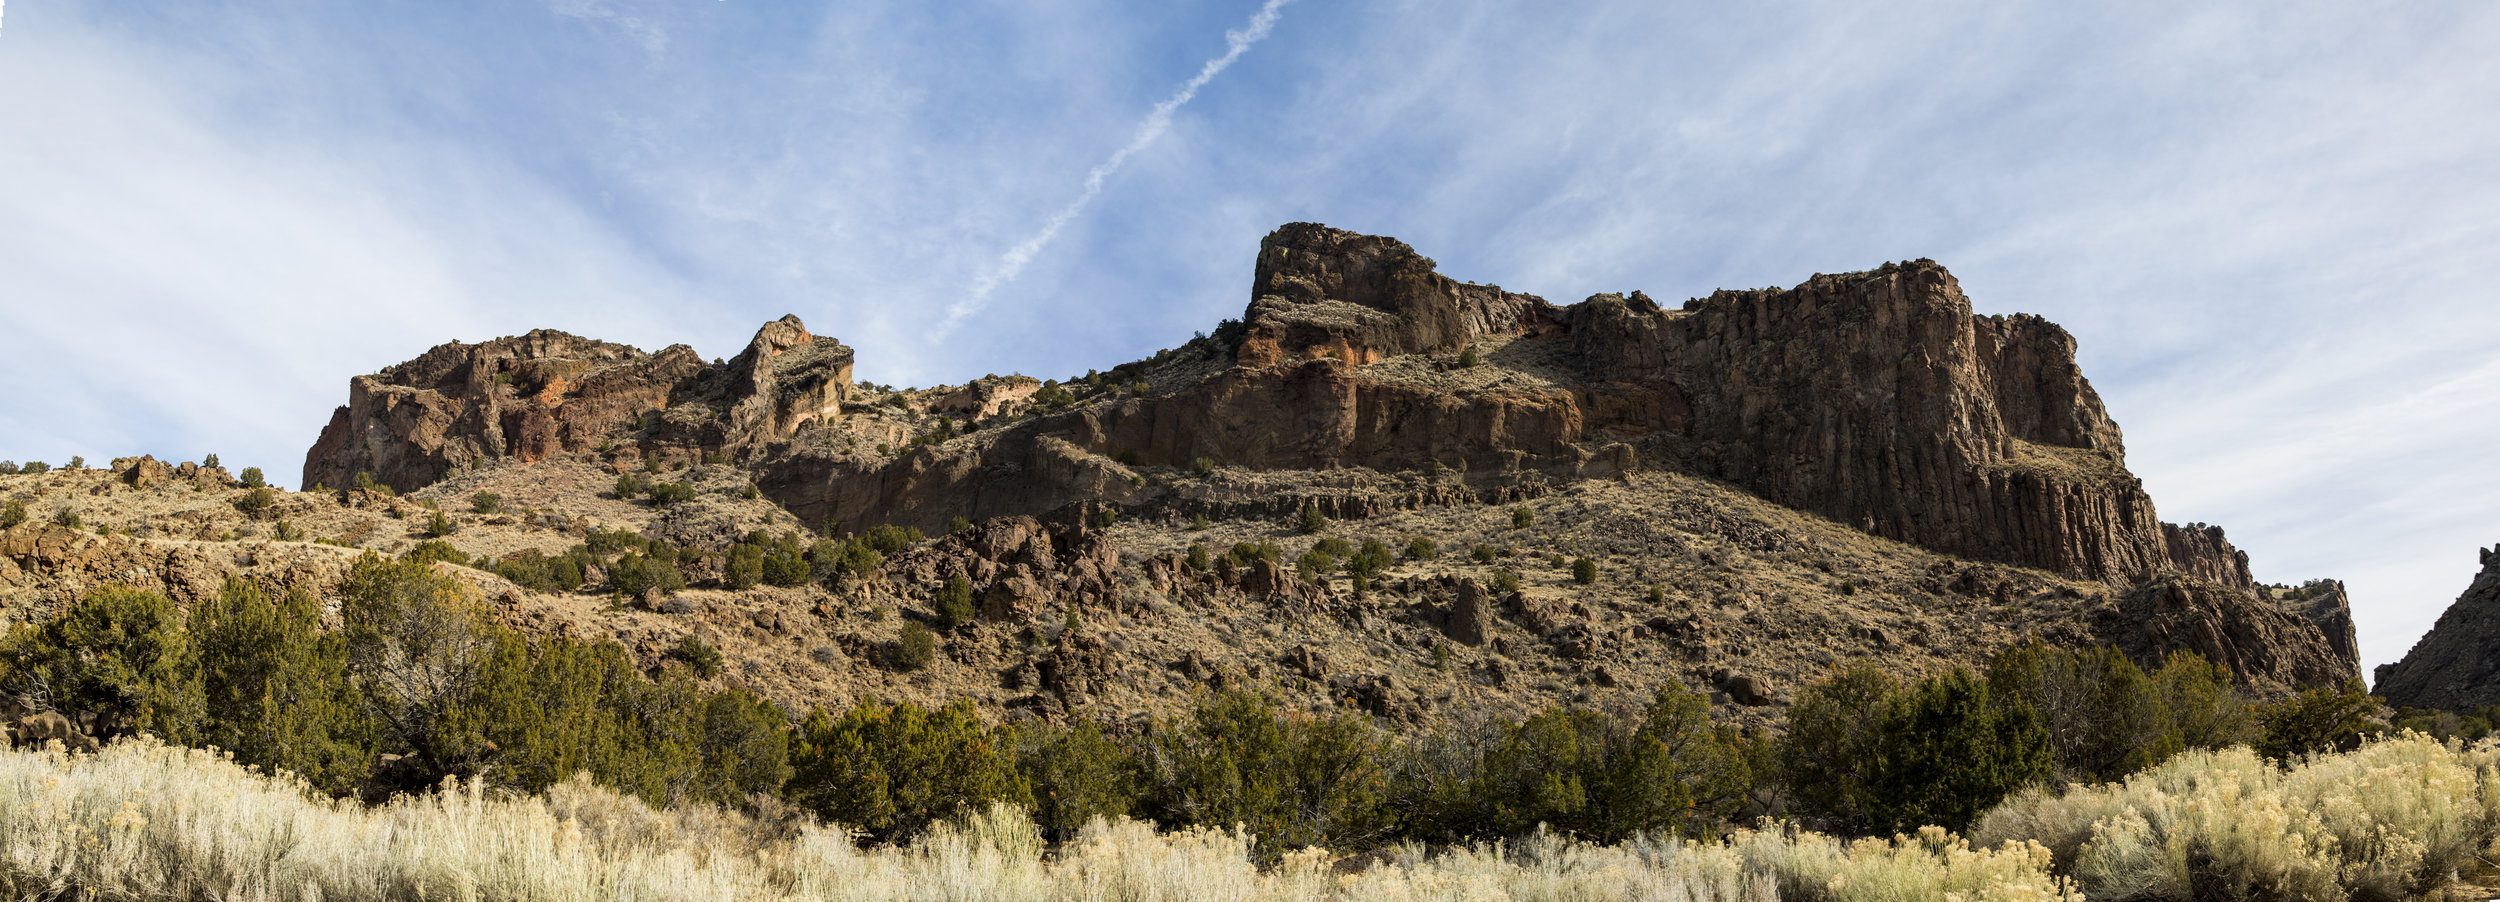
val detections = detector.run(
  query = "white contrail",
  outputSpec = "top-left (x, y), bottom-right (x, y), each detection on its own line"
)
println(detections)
top-left (939, 0), bottom-right (1293, 333)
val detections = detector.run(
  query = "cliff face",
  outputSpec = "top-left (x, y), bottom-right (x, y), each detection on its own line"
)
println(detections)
top-left (2373, 546), bottom-right (2500, 709)
top-left (303, 317), bottom-right (850, 493)
top-left (297, 223), bottom-right (2362, 689)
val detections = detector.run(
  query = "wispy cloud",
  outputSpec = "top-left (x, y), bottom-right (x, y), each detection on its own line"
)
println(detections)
top-left (940, 0), bottom-right (1293, 335)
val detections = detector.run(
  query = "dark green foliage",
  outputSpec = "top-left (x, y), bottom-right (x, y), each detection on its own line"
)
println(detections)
top-left (52, 509), bottom-right (80, 529)
top-left (1646, 585), bottom-right (1666, 603)
top-left (0, 585), bottom-right (201, 742)
top-left (612, 473), bottom-right (649, 499)
top-left (353, 471), bottom-right (391, 496)
top-left (493, 548), bottom-right (590, 593)
top-left (1777, 663), bottom-right (1896, 833)
top-left (65, 456), bottom-right (83, 470)
top-left (935, 575), bottom-right (977, 628)
top-left (1185, 542), bottom-right (1210, 572)
top-left (340, 552), bottom-right (498, 779)
top-left (1191, 456), bottom-right (1216, 476)
top-left (646, 481), bottom-right (697, 507)
top-left (1296, 548), bottom-right (1335, 582)
top-left (402, 540), bottom-right (470, 568)
top-left (20, 461), bottom-right (48, 474)
top-left (2256, 681), bottom-right (2384, 760)
top-left (724, 542), bottom-right (765, 590)
top-left (1, 500), bottom-right (23, 529)
top-left (1866, 668), bottom-right (2051, 833)
top-left (274, 519), bottom-right (303, 541)
top-left (237, 486), bottom-right (276, 515)
top-left (202, 453), bottom-right (219, 469)
top-left (1490, 568), bottom-right (1522, 593)
top-left (0, 461), bottom-right (17, 475)
top-left (1394, 684), bottom-right (1751, 844)
top-left (1093, 507), bottom-right (1119, 529)
top-left (1016, 717), bottom-right (1140, 843)
top-left (1294, 502), bottom-right (1328, 535)
top-left (810, 536), bottom-right (883, 583)
top-left (192, 579), bottom-right (372, 795)
top-left (1139, 689), bottom-right (1390, 857)
top-left (584, 527), bottom-right (649, 555)
top-left (423, 509), bottom-right (456, 538)
top-left (947, 515), bottom-right (973, 535)
top-left (1987, 643), bottom-right (2167, 783)
top-left (1471, 543), bottom-right (1497, 564)
top-left (1227, 541), bottom-right (1282, 565)
top-left (608, 551), bottom-right (686, 597)
top-left (1312, 536), bottom-right (1354, 559)
top-left (1456, 346), bottom-right (1479, 367)
top-left (1405, 537), bottom-right (1437, 561)
top-left (239, 467), bottom-right (266, 488)
top-left (893, 622), bottom-right (936, 670)
top-left (2154, 651), bottom-right (2257, 751)
top-left (1570, 557), bottom-right (1597, 584)
top-left (1348, 540), bottom-right (1394, 578)
top-left (1511, 506), bottom-right (1534, 529)
top-left (862, 524), bottom-right (923, 554)
top-left (469, 491), bottom-right (501, 514)
top-left (788, 699), bottom-right (1030, 844)
top-left (675, 634), bottom-right (724, 678)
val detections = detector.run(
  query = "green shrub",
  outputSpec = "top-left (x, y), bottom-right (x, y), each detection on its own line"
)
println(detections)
top-left (1184, 542), bottom-right (1210, 572)
top-left (1191, 456), bottom-right (1216, 476)
top-left (1349, 540), bottom-right (1394, 577)
top-left (0, 461), bottom-right (17, 475)
top-left (674, 634), bottom-right (724, 678)
top-left (1456, 346), bottom-right (1479, 367)
top-left (612, 473), bottom-right (648, 499)
top-left (469, 492), bottom-right (502, 514)
top-left (1987, 642), bottom-right (2169, 783)
top-left (788, 699), bottom-right (1028, 844)
top-left (1015, 717), bottom-right (1140, 843)
top-left (608, 552), bottom-right (686, 598)
top-left (0, 585), bottom-right (201, 742)
top-left (2257, 681), bottom-right (2383, 760)
top-left (20, 461), bottom-right (48, 474)
top-left (1405, 537), bottom-right (1437, 561)
top-left (810, 537), bottom-right (883, 583)
top-left (239, 467), bottom-right (266, 488)
top-left (584, 527), bottom-right (647, 555)
top-left (759, 536), bottom-right (810, 587)
top-left (645, 481), bottom-right (696, 507)
top-left (862, 524), bottom-right (923, 554)
top-left (1227, 541), bottom-right (1282, 565)
top-left (1312, 536), bottom-right (1354, 560)
top-left (947, 515), bottom-right (973, 535)
top-left (1294, 502), bottom-right (1328, 535)
top-left (1570, 557), bottom-right (1597, 584)
top-left (1777, 662), bottom-right (1895, 833)
top-left (893, 622), bottom-right (936, 670)
top-left (193, 579), bottom-right (372, 795)
top-left (65, 456), bottom-right (83, 470)
top-left (1472, 543), bottom-right (1497, 563)
top-left (1511, 506), bottom-right (1534, 529)
top-left (353, 471), bottom-right (391, 496)
top-left (935, 575), bottom-right (977, 628)
top-left (1, 500), bottom-right (24, 529)
top-left (235, 487), bottom-right (277, 516)
top-left (723, 543), bottom-right (765, 590)
top-left (339, 553), bottom-right (498, 779)
top-left (1140, 689), bottom-right (1390, 857)
top-left (1867, 668), bottom-right (2051, 833)
top-left (1296, 548), bottom-right (1335, 581)
top-left (1490, 569), bottom-right (1522, 593)
top-left (402, 540), bottom-right (471, 568)
top-left (51, 509), bottom-right (79, 530)
top-left (1399, 684), bottom-right (1751, 844)
top-left (202, 453), bottom-right (219, 469)
top-left (424, 509), bottom-right (455, 538)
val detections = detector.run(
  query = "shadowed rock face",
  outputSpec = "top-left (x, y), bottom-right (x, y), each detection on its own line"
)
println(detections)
top-left (295, 223), bottom-right (2360, 688)
top-left (2374, 546), bottom-right (2500, 709)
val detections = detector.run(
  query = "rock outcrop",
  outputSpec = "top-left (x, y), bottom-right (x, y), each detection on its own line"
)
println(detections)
top-left (2373, 546), bottom-right (2500, 710)
top-left (2114, 574), bottom-right (2355, 691)
top-left (304, 319), bottom-right (851, 493)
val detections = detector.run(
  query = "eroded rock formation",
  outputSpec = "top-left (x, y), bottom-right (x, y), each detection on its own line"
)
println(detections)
top-left (2373, 546), bottom-right (2500, 709)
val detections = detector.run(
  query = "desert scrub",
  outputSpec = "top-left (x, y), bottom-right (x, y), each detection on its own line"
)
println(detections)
top-left (1973, 732), bottom-right (2500, 902)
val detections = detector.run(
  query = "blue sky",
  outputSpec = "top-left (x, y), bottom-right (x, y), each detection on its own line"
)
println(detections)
top-left (2, 1), bottom-right (2495, 675)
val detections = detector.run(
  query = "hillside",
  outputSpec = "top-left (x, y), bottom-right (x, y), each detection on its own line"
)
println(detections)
top-left (0, 224), bottom-right (2361, 727)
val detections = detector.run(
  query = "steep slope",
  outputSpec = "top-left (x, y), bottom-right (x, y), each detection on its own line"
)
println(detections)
top-left (2373, 546), bottom-right (2500, 709)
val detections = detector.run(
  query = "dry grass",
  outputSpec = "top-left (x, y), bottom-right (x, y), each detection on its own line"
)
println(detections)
top-left (1974, 732), bottom-right (2500, 902)
top-left (0, 738), bottom-right (2084, 902)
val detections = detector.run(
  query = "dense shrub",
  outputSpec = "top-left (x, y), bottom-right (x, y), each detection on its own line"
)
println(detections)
top-left (239, 466), bottom-right (266, 488)
top-left (1865, 667), bottom-right (2051, 833)
top-left (1139, 689), bottom-right (1390, 857)
top-left (1294, 502), bottom-right (1327, 535)
top-left (892, 622), bottom-right (936, 671)
top-left (608, 552), bottom-right (687, 598)
top-left (2256, 680), bottom-right (2384, 760)
top-left (1405, 537), bottom-right (1437, 561)
top-left (0, 584), bottom-right (200, 742)
top-left (339, 553), bottom-right (498, 780)
top-left (493, 548), bottom-right (590, 593)
top-left (787, 699), bottom-right (1029, 844)
top-left (674, 633), bottom-right (724, 678)
top-left (1988, 642), bottom-right (2167, 783)
top-left (0, 500), bottom-right (23, 529)
top-left (1395, 683), bottom-right (1751, 844)
top-left (1472, 543), bottom-right (1497, 563)
top-left (645, 481), bottom-right (697, 507)
top-left (469, 491), bottom-right (501, 514)
top-left (1777, 663), bottom-right (1896, 833)
top-left (1015, 717), bottom-right (1140, 843)
top-left (934, 575), bottom-right (976, 629)
top-left (51, 509), bottom-right (79, 529)
top-left (401, 540), bottom-right (470, 568)
top-left (1184, 542), bottom-right (1210, 572)
top-left (810, 537), bottom-right (883, 583)
top-left (584, 527), bottom-right (648, 555)
top-left (0, 461), bottom-right (16, 475)
top-left (237, 486), bottom-right (277, 515)
top-left (861, 524), bottom-right (923, 554)
top-left (612, 473), bottom-right (648, 499)
top-left (1511, 506), bottom-right (1534, 529)
top-left (723, 542), bottom-right (765, 589)
top-left (192, 579), bottom-right (371, 795)
top-left (20, 461), bottom-right (48, 474)
top-left (1570, 557), bottom-right (1597, 584)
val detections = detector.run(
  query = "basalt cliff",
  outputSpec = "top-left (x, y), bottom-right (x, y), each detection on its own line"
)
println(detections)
top-left (2373, 546), bottom-right (2500, 710)
top-left (13, 224), bottom-right (2361, 725)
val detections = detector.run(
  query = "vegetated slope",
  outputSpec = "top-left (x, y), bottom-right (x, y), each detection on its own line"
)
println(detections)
top-left (2373, 544), bottom-right (2500, 709)
top-left (4, 224), bottom-right (2359, 726)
